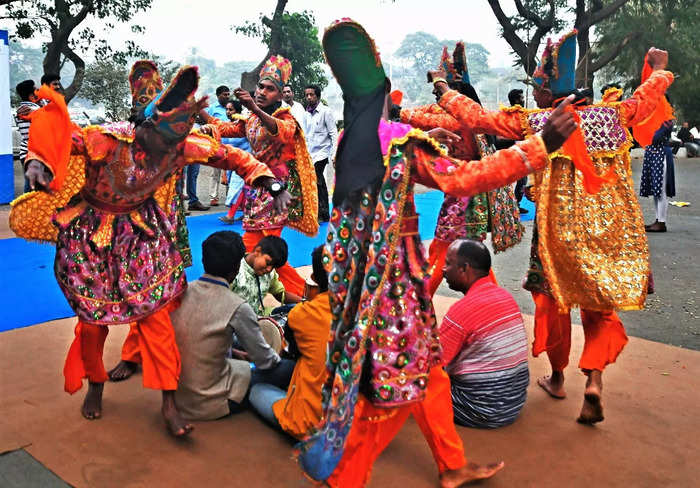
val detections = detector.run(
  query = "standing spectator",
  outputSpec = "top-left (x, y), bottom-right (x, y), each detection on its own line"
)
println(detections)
top-left (640, 120), bottom-right (676, 232)
top-left (206, 85), bottom-right (231, 206)
top-left (15, 80), bottom-right (41, 193)
top-left (40, 73), bottom-right (62, 92)
top-left (302, 84), bottom-right (337, 222)
top-left (677, 121), bottom-right (700, 156)
top-left (186, 114), bottom-right (209, 211)
top-left (281, 84), bottom-right (305, 124)
top-left (440, 239), bottom-right (529, 428)
top-left (220, 99), bottom-right (251, 224)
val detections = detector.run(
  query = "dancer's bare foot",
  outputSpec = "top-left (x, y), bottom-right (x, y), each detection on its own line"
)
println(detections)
top-left (440, 461), bottom-right (505, 488)
top-left (162, 391), bottom-right (193, 437)
top-left (107, 360), bottom-right (138, 381)
top-left (537, 371), bottom-right (566, 399)
top-left (81, 382), bottom-right (104, 420)
top-left (577, 370), bottom-right (604, 425)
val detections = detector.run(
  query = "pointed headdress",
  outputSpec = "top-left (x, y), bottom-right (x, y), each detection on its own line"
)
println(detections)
top-left (533, 29), bottom-right (577, 94)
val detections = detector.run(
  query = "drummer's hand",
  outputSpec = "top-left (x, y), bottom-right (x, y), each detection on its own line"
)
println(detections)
top-left (25, 159), bottom-right (53, 190)
top-left (272, 190), bottom-right (291, 214)
top-left (231, 348), bottom-right (250, 361)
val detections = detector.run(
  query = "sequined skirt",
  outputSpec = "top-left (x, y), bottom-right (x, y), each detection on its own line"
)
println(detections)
top-left (53, 197), bottom-right (186, 325)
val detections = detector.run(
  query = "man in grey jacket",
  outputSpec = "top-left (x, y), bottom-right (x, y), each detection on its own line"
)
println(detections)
top-left (172, 231), bottom-right (294, 420)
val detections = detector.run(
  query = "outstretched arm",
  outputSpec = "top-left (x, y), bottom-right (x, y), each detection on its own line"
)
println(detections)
top-left (620, 71), bottom-right (674, 127)
top-left (400, 104), bottom-right (461, 132)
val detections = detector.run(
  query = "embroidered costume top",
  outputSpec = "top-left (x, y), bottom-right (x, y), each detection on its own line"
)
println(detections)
top-left (401, 103), bottom-right (523, 252)
top-left (437, 69), bottom-right (674, 311)
top-left (10, 71), bottom-right (274, 326)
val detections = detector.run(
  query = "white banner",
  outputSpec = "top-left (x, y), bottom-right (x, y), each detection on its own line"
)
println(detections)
top-left (0, 29), bottom-right (13, 202)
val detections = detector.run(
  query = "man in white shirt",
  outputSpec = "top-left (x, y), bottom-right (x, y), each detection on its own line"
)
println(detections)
top-left (281, 84), bottom-right (306, 125)
top-left (303, 84), bottom-right (338, 222)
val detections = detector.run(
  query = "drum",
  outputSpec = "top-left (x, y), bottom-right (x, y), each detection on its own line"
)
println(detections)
top-left (257, 316), bottom-right (285, 354)
top-left (303, 277), bottom-right (320, 301)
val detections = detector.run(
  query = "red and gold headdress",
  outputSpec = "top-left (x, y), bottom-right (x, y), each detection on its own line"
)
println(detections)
top-left (438, 41), bottom-right (469, 84)
top-left (129, 60), bottom-right (163, 115)
top-left (259, 55), bottom-right (292, 91)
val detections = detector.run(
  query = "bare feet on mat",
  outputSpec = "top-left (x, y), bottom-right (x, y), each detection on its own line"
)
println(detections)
top-left (440, 461), bottom-right (505, 488)
top-left (107, 360), bottom-right (138, 381)
top-left (537, 371), bottom-right (566, 399)
top-left (162, 391), bottom-right (193, 437)
top-left (81, 382), bottom-right (104, 420)
top-left (577, 370), bottom-right (604, 425)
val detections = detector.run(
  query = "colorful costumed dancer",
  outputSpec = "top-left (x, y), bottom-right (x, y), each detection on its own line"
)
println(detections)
top-left (400, 43), bottom-right (523, 295)
top-left (432, 30), bottom-right (673, 423)
top-left (9, 62), bottom-right (280, 436)
top-left (202, 56), bottom-right (318, 297)
top-left (297, 19), bottom-right (577, 487)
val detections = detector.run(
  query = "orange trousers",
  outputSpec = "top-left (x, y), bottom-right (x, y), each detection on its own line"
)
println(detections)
top-left (242, 228), bottom-right (306, 297)
top-left (531, 291), bottom-right (629, 373)
top-left (427, 239), bottom-right (497, 297)
top-left (327, 366), bottom-right (466, 488)
top-left (63, 303), bottom-right (181, 393)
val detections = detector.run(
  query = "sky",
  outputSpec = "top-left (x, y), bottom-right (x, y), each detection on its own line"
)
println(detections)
top-left (89, 0), bottom-right (524, 69)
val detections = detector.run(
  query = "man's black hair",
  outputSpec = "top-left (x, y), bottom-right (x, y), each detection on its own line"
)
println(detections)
top-left (202, 231), bottom-right (246, 278)
top-left (305, 84), bottom-right (322, 98)
top-left (311, 245), bottom-right (328, 292)
top-left (16, 80), bottom-right (36, 101)
top-left (41, 73), bottom-right (60, 85)
top-left (284, 83), bottom-right (293, 90)
top-left (455, 239), bottom-right (491, 274)
top-left (216, 85), bottom-right (230, 96)
top-left (256, 235), bottom-right (288, 268)
top-left (508, 88), bottom-right (524, 106)
top-left (227, 99), bottom-right (243, 113)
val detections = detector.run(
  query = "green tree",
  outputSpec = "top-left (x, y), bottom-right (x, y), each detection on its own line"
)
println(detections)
top-left (1, 0), bottom-right (153, 102)
top-left (81, 59), bottom-right (130, 121)
top-left (596, 0), bottom-right (700, 123)
top-left (233, 0), bottom-right (327, 92)
top-left (393, 32), bottom-right (491, 105)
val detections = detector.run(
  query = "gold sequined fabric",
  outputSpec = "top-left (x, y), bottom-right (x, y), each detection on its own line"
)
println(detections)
top-left (527, 105), bottom-right (649, 311)
top-left (9, 154), bottom-right (86, 243)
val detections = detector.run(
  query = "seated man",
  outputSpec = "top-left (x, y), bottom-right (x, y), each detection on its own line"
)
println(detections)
top-left (440, 239), bottom-right (529, 428)
top-left (172, 231), bottom-right (294, 420)
top-left (248, 245), bottom-right (331, 439)
top-left (231, 235), bottom-right (302, 316)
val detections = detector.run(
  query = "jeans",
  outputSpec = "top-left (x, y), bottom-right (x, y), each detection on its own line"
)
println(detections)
top-left (314, 158), bottom-right (330, 221)
top-left (249, 383), bottom-right (286, 428)
top-left (227, 358), bottom-right (295, 414)
top-left (186, 163), bottom-right (200, 203)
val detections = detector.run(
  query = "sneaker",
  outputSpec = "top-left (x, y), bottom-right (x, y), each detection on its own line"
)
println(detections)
top-left (210, 198), bottom-right (219, 206)
top-left (188, 200), bottom-right (210, 211)
top-left (518, 206), bottom-right (529, 214)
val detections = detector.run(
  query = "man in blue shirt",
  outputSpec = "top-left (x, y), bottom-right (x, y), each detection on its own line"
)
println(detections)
top-left (206, 85), bottom-right (231, 206)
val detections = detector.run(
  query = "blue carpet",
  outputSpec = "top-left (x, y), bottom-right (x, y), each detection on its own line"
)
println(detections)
top-left (0, 190), bottom-right (532, 332)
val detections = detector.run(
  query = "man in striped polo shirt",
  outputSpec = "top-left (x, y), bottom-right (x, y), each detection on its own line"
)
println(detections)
top-left (15, 79), bottom-right (41, 193)
top-left (440, 239), bottom-right (529, 428)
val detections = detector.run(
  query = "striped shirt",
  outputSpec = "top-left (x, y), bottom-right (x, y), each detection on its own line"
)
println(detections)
top-left (15, 101), bottom-right (40, 161)
top-left (440, 276), bottom-right (529, 428)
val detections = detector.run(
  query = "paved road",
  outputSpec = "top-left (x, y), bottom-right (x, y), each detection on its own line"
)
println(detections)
top-left (7, 157), bottom-right (700, 349)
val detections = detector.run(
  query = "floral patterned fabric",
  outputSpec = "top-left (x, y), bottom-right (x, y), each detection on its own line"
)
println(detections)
top-left (15, 124), bottom-right (273, 326)
top-left (298, 123), bottom-right (550, 480)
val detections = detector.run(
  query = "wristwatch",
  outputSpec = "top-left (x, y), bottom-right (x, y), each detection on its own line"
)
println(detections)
top-left (268, 180), bottom-right (286, 197)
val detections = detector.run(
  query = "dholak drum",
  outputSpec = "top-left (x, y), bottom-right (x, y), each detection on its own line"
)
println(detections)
top-left (304, 277), bottom-right (320, 301)
top-left (258, 316), bottom-right (285, 354)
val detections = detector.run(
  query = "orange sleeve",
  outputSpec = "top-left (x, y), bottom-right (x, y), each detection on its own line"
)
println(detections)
top-left (271, 110), bottom-right (298, 144)
top-left (400, 104), bottom-right (460, 132)
top-left (209, 117), bottom-right (246, 138)
top-left (438, 89), bottom-right (525, 140)
top-left (410, 135), bottom-right (549, 197)
top-left (620, 70), bottom-right (674, 127)
top-left (182, 133), bottom-right (273, 185)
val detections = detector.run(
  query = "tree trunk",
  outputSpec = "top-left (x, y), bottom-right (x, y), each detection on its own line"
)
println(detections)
top-left (239, 0), bottom-right (288, 91)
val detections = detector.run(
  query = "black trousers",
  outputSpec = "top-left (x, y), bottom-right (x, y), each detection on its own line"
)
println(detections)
top-left (514, 176), bottom-right (528, 204)
top-left (314, 158), bottom-right (330, 222)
